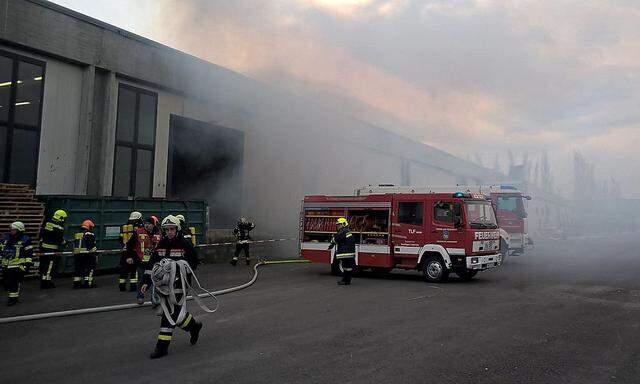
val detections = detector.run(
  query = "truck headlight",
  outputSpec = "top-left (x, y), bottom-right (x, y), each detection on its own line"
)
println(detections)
top-left (471, 257), bottom-right (478, 264)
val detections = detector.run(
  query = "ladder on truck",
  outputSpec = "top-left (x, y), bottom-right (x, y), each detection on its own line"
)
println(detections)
top-left (355, 184), bottom-right (524, 196)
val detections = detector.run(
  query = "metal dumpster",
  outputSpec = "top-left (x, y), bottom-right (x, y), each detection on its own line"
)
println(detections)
top-left (38, 196), bottom-right (209, 274)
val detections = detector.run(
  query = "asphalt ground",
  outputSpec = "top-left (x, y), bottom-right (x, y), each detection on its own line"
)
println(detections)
top-left (1, 234), bottom-right (640, 384)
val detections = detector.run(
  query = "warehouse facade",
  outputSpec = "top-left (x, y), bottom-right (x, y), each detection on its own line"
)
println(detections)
top-left (0, 0), bottom-right (501, 236)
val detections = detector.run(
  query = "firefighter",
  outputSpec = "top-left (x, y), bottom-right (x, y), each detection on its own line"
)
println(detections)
top-left (140, 215), bottom-right (202, 359)
top-left (1, 222), bottom-right (34, 305)
top-left (133, 217), bottom-right (162, 305)
top-left (118, 211), bottom-right (143, 292)
top-left (231, 217), bottom-right (255, 266)
top-left (328, 217), bottom-right (356, 285)
top-left (73, 220), bottom-right (97, 289)
top-left (176, 214), bottom-right (196, 246)
top-left (39, 209), bottom-right (67, 289)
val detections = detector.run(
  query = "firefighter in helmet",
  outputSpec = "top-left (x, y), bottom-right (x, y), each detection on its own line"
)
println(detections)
top-left (1, 222), bottom-right (34, 305)
top-left (231, 217), bottom-right (255, 266)
top-left (328, 217), bottom-right (356, 285)
top-left (176, 214), bottom-right (196, 246)
top-left (118, 211), bottom-right (143, 292)
top-left (140, 215), bottom-right (202, 359)
top-left (73, 220), bottom-right (97, 289)
top-left (134, 217), bottom-right (162, 305)
top-left (39, 209), bottom-right (67, 289)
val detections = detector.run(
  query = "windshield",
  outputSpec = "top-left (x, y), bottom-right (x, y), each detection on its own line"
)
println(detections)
top-left (464, 201), bottom-right (498, 229)
top-left (495, 195), bottom-right (522, 213)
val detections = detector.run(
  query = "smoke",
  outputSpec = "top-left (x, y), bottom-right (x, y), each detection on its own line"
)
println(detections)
top-left (144, 0), bottom-right (640, 199)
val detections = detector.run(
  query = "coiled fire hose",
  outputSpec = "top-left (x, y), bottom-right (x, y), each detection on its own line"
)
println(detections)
top-left (0, 259), bottom-right (309, 324)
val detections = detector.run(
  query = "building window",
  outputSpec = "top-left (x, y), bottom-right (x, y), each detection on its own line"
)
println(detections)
top-left (0, 51), bottom-right (45, 184)
top-left (398, 202), bottom-right (423, 225)
top-left (112, 85), bottom-right (157, 197)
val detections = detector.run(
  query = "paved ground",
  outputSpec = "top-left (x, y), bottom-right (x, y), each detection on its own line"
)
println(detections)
top-left (1, 234), bottom-right (640, 383)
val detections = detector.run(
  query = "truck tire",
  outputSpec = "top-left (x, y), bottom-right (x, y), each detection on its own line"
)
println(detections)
top-left (422, 256), bottom-right (449, 283)
top-left (456, 269), bottom-right (478, 281)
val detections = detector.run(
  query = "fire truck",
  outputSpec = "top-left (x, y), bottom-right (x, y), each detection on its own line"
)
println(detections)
top-left (299, 186), bottom-right (502, 283)
top-left (482, 185), bottom-right (531, 257)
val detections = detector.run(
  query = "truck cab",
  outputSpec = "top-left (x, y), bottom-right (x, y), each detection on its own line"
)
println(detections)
top-left (300, 187), bottom-right (502, 283)
top-left (489, 186), bottom-right (531, 256)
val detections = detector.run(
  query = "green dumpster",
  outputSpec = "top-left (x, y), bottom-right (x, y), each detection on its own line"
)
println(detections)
top-left (38, 196), bottom-right (209, 274)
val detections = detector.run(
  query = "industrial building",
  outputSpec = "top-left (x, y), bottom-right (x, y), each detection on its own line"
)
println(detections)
top-left (0, 0), bottom-right (501, 238)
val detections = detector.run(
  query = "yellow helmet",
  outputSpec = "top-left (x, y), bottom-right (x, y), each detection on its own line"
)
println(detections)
top-left (10, 221), bottom-right (25, 232)
top-left (53, 209), bottom-right (67, 221)
top-left (336, 217), bottom-right (348, 227)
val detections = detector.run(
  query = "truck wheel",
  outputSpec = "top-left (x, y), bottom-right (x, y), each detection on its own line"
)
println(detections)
top-left (500, 239), bottom-right (509, 262)
top-left (422, 256), bottom-right (449, 283)
top-left (456, 269), bottom-right (478, 281)
top-left (331, 260), bottom-right (342, 276)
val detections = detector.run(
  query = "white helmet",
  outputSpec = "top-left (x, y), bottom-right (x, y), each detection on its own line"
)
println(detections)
top-left (175, 214), bottom-right (185, 222)
top-left (161, 215), bottom-right (181, 230)
top-left (129, 211), bottom-right (142, 221)
top-left (10, 221), bottom-right (25, 232)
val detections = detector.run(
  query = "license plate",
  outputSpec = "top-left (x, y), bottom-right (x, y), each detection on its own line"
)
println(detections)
top-left (473, 240), bottom-right (498, 252)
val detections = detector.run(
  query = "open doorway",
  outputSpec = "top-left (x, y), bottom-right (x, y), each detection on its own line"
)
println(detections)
top-left (167, 115), bottom-right (244, 228)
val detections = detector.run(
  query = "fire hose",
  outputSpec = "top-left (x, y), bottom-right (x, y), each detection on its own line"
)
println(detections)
top-left (32, 238), bottom-right (297, 257)
top-left (0, 259), bottom-right (309, 324)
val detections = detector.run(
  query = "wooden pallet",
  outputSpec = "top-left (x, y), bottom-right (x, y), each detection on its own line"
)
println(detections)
top-left (0, 183), bottom-right (45, 239)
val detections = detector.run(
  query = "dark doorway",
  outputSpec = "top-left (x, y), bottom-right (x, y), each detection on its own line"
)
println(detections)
top-left (168, 115), bottom-right (244, 228)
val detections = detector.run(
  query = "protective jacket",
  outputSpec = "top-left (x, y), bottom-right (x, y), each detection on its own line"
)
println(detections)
top-left (127, 227), bottom-right (160, 264)
top-left (1, 233), bottom-right (34, 270)
top-left (142, 235), bottom-right (198, 287)
top-left (330, 226), bottom-right (356, 259)
top-left (234, 222), bottom-right (255, 243)
top-left (40, 220), bottom-right (65, 250)
top-left (74, 229), bottom-right (97, 254)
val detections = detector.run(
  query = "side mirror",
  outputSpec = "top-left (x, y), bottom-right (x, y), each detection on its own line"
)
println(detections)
top-left (524, 195), bottom-right (532, 201)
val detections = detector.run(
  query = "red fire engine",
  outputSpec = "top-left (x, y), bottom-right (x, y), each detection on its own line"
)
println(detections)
top-left (475, 185), bottom-right (531, 257)
top-left (299, 186), bottom-right (502, 282)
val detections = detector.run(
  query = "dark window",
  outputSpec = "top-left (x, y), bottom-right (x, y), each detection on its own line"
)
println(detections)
top-left (112, 84), bottom-right (157, 197)
top-left (0, 51), bottom-right (45, 185)
top-left (434, 202), bottom-right (454, 224)
top-left (398, 202), bottom-right (423, 225)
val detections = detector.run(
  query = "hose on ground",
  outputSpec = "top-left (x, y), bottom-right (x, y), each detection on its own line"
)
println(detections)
top-left (0, 259), bottom-right (310, 325)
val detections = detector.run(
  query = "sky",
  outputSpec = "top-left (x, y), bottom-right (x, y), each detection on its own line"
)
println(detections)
top-left (51, 0), bottom-right (640, 198)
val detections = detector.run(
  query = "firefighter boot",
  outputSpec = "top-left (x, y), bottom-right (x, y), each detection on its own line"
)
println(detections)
top-left (230, 257), bottom-right (238, 266)
top-left (73, 278), bottom-right (82, 289)
top-left (189, 321), bottom-right (203, 345)
top-left (118, 278), bottom-right (126, 292)
top-left (150, 342), bottom-right (169, 359)
top-left (6, 297), bottom-right (18, 306)
top-left (245, 258), bottom-right (251, 266)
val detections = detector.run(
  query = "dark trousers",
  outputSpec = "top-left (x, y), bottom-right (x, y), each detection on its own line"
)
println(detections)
top-left (38, 251), bottom-right (55, 284)
top-left (118, 256), bottom-right (138, 291)
top-left (338, 257), bottom-right (355, 283)
top-left (234, 243), bottom-right (250, 262)
top-left (73, 254), bottom-right (96, 288)
top-left (155, 295), bottom-right (198, 352)
top-left (3, 267), bottom-right (24, 300)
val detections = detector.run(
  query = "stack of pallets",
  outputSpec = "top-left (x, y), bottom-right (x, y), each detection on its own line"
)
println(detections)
top-left (0, 184), bottom-right (45, 239)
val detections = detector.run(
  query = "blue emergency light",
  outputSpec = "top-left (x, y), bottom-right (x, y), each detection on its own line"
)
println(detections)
top-left (453, 192), bottom-right (466, 198)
